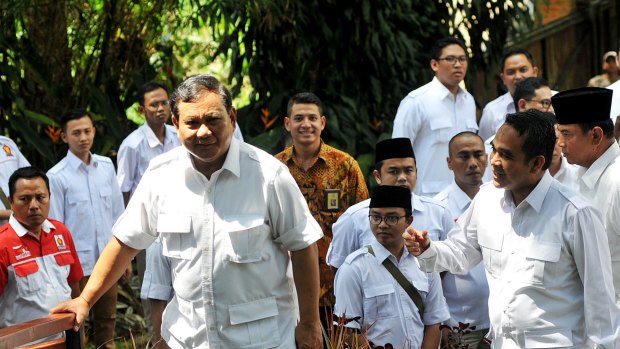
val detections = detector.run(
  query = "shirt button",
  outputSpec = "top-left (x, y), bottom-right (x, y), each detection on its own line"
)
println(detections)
top-left (209, 326), bottom-right (215, 331)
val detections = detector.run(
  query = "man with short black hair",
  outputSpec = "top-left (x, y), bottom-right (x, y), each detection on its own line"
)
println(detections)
top-left (406, 110), bottom-right (620, 347)
top-left (275, 92), bottom-right (368, 328)
top-left (393, 37), bottom-right (478, 197)
top-left (0, 167), bottom-right (83, 343)
top-left (554, 87), bottom-right (620, 306)
top-left (47, 109), bottom-right (125, 349)
top-left (479, 48), bottom-right (540, 141)
top-left (434, 132), bottom-right (490, 349)
top-left (334, 185), bottom-right (449, 349)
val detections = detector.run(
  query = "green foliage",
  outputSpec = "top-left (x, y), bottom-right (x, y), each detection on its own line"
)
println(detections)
top-left (195, 0), bottom-right (533, 177)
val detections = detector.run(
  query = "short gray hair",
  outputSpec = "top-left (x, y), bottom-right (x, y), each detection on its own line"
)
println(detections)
top-left (170, 74), bottom-right (233, 118)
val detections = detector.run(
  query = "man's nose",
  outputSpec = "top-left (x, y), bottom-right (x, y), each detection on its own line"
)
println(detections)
top-left (197, 124), bottom-right (212, 138)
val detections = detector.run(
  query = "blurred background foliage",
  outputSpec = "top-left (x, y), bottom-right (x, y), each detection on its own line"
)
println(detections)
top-left (0, 0), bottom-right (533, 339)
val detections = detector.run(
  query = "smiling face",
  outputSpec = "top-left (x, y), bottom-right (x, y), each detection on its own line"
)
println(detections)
top-left (284, 103), bottom-right (325, 149)
top-left (501, 54), bottom-right (538, 95)
top-left (9, 177), bottom-right (50, 235)
top-left (374, 158), bottom-right (417, 192)
top-left (61, 115), bottom-right (95, 162)
top-left (172, 91), bottom-right (236, 176)
top-left (431, 44), bottom-right (468, 92)
top-left (369, 207), bottom-right (413, 256)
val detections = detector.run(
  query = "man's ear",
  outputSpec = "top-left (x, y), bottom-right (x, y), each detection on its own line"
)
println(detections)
top-left (60, 132), bottom-right (68, 144)
top-left (373, 169), bottom-right (382, 185)
top-left (229, 107), bottom-right (237, 126)
top-left (430, 59), bottom-right (439, 73)
top-left (446, 156), bottom-right (453, 171)
top-left (284, 117), bottom-right (291, 132)
top-left (517, 98), bottom-right (527, 112)
top-left (405, 215), bottom-right (413, 226)
top-left (172, 115), bottom-right (179, 129)
top-left (591, 126), bottom-right (604, 146)
top-left (530, 155), bottom-right (545, 173)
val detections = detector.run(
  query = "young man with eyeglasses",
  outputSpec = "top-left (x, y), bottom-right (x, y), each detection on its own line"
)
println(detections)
top-left (333, 185), bottom-right (449, 349)
top-left (393, 37), bottom-right (478, 198)
top-left (478, 48), bottom-right (541, 141)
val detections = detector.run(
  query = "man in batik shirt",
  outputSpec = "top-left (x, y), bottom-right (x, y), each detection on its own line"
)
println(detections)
top-left (275, 92), bottom-right (368, 328)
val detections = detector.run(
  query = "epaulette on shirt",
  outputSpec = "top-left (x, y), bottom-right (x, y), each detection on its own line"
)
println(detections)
top-left (417, 195), bottom-right (449, 210)
top-left (147, 147), bottom-right (182, 171)
top-left (343, 246), bottom-right (371, 265)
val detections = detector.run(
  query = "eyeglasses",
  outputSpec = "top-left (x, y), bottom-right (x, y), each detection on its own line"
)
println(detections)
top-left (368, 214), bottom-right (406, 226)
top-left (147, 100), bottom-right (170, 109)
top-left (526, 99), bottom-right (552, 110)
top-left (437, 56), bottom-right (468, 65)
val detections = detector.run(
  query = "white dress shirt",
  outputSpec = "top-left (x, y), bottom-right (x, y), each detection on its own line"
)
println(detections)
top-left (327, 194), bottom-right (454, 268)
top-left (478, 92), bottom-right (515, 141)
top-left (111, 138), bottom-right (323, 349)
top-left (433, 182), bottom-right (490, 331)
top-left (0, 136), bottom-right (30, 211)
top-left (393, 77), bottom-right (478, 197)
top-left (417, 173), bottom-right (620, 348)
top-left (334, 239), bottom-right (449, 348)
top-left (48, 151), bottom-right (124, 275)
top-left (609, 80), bottom-right (620, 120)
top-left (576, 142), bottom-right (620, 306)
top-left (117, 124), bottom-right (180, 195)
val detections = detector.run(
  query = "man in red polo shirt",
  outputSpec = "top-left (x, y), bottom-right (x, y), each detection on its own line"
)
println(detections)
top-left (0, 167), bottom-right (83, 333)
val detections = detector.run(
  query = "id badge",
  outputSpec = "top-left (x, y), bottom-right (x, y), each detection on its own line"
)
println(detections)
top-left (324, 189), bottom-right (341, 212)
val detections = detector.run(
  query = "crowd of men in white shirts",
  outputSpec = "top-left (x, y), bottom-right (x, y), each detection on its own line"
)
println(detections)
top-left (1, 37), bottom-right (620, 349)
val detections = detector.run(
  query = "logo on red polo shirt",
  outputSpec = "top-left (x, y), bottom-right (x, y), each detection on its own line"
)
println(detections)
top-left (54, 234), bottom-right (67, 250)
top-left (13, 245), bottom-right (31, 260)
top-left (2, 144), bottom-right (13, 157)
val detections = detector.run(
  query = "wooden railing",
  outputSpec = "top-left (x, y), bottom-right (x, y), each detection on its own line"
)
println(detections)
top-left (0, 314), bottom-right (83, 349)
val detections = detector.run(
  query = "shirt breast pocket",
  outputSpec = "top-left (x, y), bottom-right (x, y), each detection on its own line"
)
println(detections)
top-left (99, 186), bottom-right (112, 209)
top-left (53, 251), bottom-right (75, 280)
top-left (429, 117), bottom-right (453, 144)
top-left (363, 283), bottom-right (395, 320)
top-left (478, 229), bottom-right (503, 277)
top-left (13, 259), bottom-right (43, 297)
top-left (158, 214), bottom-right (194, 260)
top-left (521, 240), bottom-right (561, 286)
top-left (225, 216), bottom-right (270, 264)
top-left (68, 192), bottom-right (90, 218)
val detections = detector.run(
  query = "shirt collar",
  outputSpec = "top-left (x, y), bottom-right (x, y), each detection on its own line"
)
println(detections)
top-left (9, 215), bottom-right (55, 237)
top-left (430, 76), bottom-right (466, 101)
top-left (448, 180), bottom-right (473, 212)
top-left (501, 171), bottom-right (552, 213)
top-left (369, 239), bottom-right (410, 263)
top-left (580, 142), bottom-right (620, 190)
top-left (182, 137), bottom-right (241, 180)
top-left (140, 124), bottom-right (164, 148)
top-left (284, 141), bottom-right (327, 165)
top-left (501, 92), bottom-right (516, 114)
top-left (66, 150), bottom-right (96, 169)
top-left (411, 193), bottom-right (426, 213)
